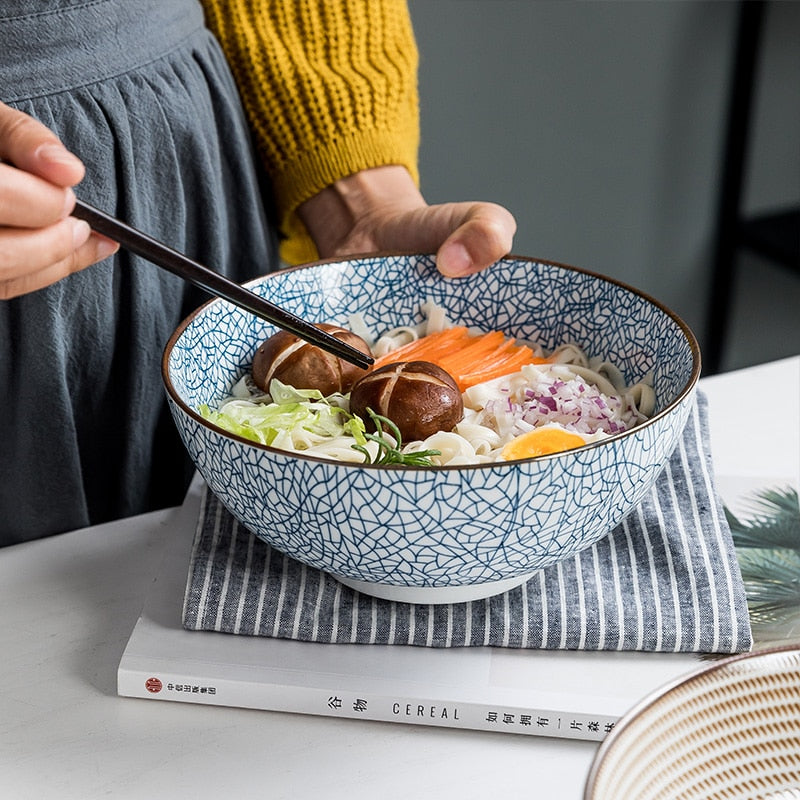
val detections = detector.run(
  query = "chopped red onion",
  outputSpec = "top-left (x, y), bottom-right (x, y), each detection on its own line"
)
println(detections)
top-left (478, 368), bottom-right (641, 439)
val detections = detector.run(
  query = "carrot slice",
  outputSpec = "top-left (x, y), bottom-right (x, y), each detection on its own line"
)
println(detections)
top-left (371, 326), bottom-right (551, 391)
top-left (372, 327), bottom-right (471, 369)
top-left (441, 334), bottom-right (516, 376)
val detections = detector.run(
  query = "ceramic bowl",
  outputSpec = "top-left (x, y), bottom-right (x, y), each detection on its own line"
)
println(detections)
top-left (584, 645), bottom-right (800, 799)
top-left (163, 254), bottom-right (700, 603)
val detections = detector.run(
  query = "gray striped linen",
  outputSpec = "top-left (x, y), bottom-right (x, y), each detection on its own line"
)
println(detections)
top-left (182, 393), bottom-right (752, 652)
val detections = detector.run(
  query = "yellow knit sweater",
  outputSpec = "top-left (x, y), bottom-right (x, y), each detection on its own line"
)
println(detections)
top-left (200, 0), bottom-right (420, 264)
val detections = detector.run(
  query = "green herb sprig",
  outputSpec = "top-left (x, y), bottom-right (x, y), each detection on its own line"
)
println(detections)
top-left (351, 410), bottom-right (441, 466)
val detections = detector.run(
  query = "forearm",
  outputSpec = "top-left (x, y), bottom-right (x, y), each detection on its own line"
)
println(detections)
top-left (201, 0), bottom-right (420, 263)
top-left (200, 1), bottom-right (515, 276)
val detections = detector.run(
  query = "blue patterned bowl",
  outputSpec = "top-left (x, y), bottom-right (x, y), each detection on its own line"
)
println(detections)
top-left (163, 255), bottom-right (700, 603)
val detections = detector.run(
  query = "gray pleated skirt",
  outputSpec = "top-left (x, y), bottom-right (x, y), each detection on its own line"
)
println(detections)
top-left (0, 0), bottom-right (279, 543)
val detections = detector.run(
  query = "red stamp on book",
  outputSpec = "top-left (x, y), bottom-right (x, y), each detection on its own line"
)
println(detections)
top-left (145, 677), bottom-right (163, 694)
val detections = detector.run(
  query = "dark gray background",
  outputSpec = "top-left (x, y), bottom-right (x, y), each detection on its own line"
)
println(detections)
top-left (409, 0), bottom-right (800, 372)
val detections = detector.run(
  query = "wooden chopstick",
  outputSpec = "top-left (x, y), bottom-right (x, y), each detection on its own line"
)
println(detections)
top-left (72, 199), bottom-right (373, 370)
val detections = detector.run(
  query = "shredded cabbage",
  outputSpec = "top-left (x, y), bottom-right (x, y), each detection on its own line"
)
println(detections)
top-left (200, 379), bottom-right (366, 449)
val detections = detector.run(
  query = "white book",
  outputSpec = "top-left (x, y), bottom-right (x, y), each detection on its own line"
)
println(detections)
top-left (117, 479), bottom-right (705, 741)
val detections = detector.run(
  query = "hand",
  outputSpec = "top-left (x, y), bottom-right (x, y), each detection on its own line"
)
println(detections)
top-left (297, 165), bottom-right (516, 277)
top-left (0, 101), bottom-right (118, 299)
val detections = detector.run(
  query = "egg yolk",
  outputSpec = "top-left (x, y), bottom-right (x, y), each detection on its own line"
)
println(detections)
top-left (501, 427), bottom-right (587, 461)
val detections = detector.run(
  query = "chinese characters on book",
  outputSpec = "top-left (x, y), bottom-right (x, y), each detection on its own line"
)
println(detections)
top-left (326, 694), bottom-right (615, 738)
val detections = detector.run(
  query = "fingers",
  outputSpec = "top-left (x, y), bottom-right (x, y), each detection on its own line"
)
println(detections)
top-left (0, 162), bottom-right (78, 228)
top-left (435, 202), bottom-right (517, 278)
top-left (0, 103), bottom-right (108, 297)
top-left (346, 199), bottom-right (517, 276)
top-left (0, 219), bottom-right (118, 300)
top-left (0, 101), bottom-right (85, 186)
top-left (0, 103), bottom-right (84, 229)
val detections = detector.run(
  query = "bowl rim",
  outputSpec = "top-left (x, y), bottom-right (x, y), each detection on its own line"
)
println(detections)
top-left (161, 253), bottom-right (702, 471)
top-left (582, 643), bottom-right (800, 799)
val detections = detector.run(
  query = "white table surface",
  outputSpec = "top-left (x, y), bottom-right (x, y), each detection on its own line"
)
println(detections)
top-left (2, 356), bottom-right (798, 800)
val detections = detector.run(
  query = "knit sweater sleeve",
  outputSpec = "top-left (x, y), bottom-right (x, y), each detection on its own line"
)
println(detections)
top-left (200, 0), bottom-right (420, 264)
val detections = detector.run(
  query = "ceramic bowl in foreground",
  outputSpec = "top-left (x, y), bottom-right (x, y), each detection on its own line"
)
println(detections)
top-left (584, 645), bottom-right (800, 799)
top-left (162, 254), bottom-right (700, 603)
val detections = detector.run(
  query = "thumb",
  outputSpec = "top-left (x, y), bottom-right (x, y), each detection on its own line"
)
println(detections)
top-left (435, 203), bottom-right (516, 277)
top-left (0, 101), bottom-right (85, 187)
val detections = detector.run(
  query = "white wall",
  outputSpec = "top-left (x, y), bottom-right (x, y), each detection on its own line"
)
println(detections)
top-left (409, 0), bottom-right (800, 371)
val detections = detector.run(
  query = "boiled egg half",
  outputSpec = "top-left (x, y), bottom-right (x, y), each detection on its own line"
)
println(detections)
top-left (501, 425), bottom-right (606, 461)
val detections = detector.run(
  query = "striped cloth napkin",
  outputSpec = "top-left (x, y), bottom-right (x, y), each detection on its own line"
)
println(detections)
top-left (182, 393), bottom-right (752, 653)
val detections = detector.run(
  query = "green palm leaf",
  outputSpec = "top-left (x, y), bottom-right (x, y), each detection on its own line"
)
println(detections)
top-left (725, 486), bottom-right (800, 549)
top-left (725, 486), bottom-right (800, 626)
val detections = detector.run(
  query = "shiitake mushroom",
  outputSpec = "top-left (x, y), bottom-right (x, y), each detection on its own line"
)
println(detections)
top-left (252, 323), bottom-right (371, 395)
top-left (349, 361), bottom-right (464, 442)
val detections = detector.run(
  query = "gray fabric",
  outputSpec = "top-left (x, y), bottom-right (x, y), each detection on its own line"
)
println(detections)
top-left (0, 0), bottom-right (279, 543)
top-left (183, 393), bottom-right (753, 653)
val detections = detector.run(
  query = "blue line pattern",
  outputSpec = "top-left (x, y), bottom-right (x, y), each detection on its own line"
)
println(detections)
top-left (167, 255), bottom-right (698, 589)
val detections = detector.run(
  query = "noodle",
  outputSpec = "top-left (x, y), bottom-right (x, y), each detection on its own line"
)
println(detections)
top-left (205, 305), bottom-right (655, 466)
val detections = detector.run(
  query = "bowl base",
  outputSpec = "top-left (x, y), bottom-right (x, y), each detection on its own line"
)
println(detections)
top-left (334, 573), bottom-right (536, 604)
